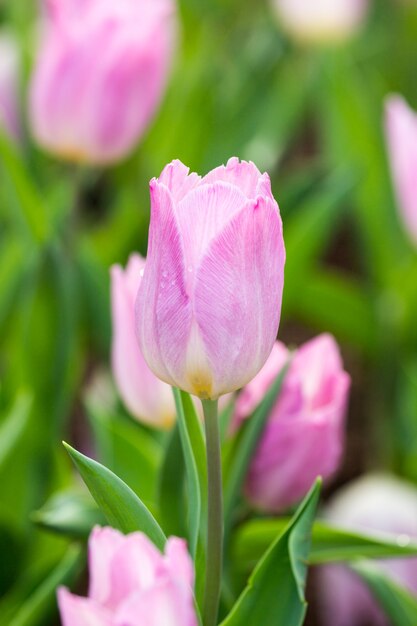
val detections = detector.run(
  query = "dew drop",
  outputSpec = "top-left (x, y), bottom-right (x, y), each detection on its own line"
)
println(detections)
top-left (397, 534), bottom-right (411, 547)
top-left (139, 268), bottom-right (145, 277)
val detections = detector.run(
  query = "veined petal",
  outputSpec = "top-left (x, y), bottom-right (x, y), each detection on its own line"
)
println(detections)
top-left (58, 588), bottom-right (112, 626)
top-left (200, 157), bottom-right (263, 200)
top-left (158, 160), bottom-right (201, 202)
top-left (194, 196), bottom-right (285, 398)
top-left (136, 181), bottom-right (192, 390)
top-left (176, 181), bottom-right (248, 272)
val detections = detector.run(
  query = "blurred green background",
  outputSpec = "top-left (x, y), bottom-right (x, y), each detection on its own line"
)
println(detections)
top-left (1, 0), bottom-right (417, 624)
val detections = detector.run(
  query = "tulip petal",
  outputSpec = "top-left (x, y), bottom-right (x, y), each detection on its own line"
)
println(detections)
top-left (164, 537), bottom-right (195, 588)
top-left (89, 526), bottom-right (125, 606)
top-left (385, 95), bottom-right (417, 242)
top-left (111, 255), bottom-right (175, 427)
top-left (194, 196), bottom-right (285, 398)
top-left (201, 157), bottom-right (264, 199)
top-left (114, 581), bottom-right (197, 626)
top-left (176, 181), bottom-right (248, 271)
top-left (136, 181), bottom-right (192, 390)
top-left (158, 160), bottom-right (201, 202)
top-left (58, 588), bottom-right (112, 626)
top-left (246, 409), bottom-right (344, 511)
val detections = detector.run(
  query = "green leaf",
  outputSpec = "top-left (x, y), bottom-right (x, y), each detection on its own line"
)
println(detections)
top-left (7, 545), bottom-right (83, 626)
top-left (220, 479), bottom-right (321, 626)
top-left (223, 360), bottom-right (290, 535)
top-left (158, 423), bottom-right (186, 537)
top-left (32, 490), bottom-right (105, 539)
top-left (0, 132), bottom-right (50, 245)
top-left (233, 518), bottom-right (417, 573)
top-left (172, 388), bottom-right (207, 558)
top-left (0, 393), bottom-right (32, 472)
top-left (352, 561), bottom-right (417, 626)
top-left (63, 443), bottom-right (166, 549)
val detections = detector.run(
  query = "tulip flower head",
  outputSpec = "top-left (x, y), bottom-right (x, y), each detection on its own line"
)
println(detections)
top-left (58, 526), bottom-right (197, 626)
top-left (272, 0), bottom-right (369, 44)
top-left (29, 0), bottom-right (176, 165)
top-left (135, 158), bottom-right (285, 400)
top-left (234, 334), bottom-right (350, 512)
top-left (0, 31), bottom-right (20, 141)
top-left (385, 95), bottom-right (417, 244)
top-left (111, 253), bottom-right (176, 429)
top-left (318, 474), bottom-right (417, 626)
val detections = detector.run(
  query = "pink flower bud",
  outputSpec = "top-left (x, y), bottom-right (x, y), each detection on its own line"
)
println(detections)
top-left (385, 95), bottom-right (417, 244)
top-left (272, 0), bottom-right (369, 44)
top-left (58, 526), bottom-right (197, 626)
top-left (111, 254), bottom-right (176, 429)
top-left (0, 31), bottom-right (20, 141)
top-left (29, 0), bottom-right (176, 165)
top-left (135, 158), bottom-right (285, 400)
top-left (318, 474), bottom-right (417, 626)
top-left (234, 334), bottom-right (350, 512)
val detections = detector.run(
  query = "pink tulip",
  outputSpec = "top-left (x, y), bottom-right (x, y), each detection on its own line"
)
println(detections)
top-left (318, 474), bottom-right (417, 626)
top-left (385, 95), bottom-right (417, 244)
top-left (111, 254), bottom-right (176, 429)
top-left (272, 0), bottom-right (369, 44)
top-left (29, 0), bottom-right (176, 165)
top-left (0, 31), bottom-right (20, 141)
top-left (234, 334), bottom-right (350, 512)
top-left (135, 158), bottom-right (285, 400)
top-left (58, 526), bottom-right (197, 626)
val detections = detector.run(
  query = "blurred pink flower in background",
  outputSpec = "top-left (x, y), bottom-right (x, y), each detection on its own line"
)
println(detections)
top-left (29, 0), bottom-right (176, 165)
top-left (58, 526), bottom-right (197, 626)
top-left (111, 253), bottom-right (176, 429)
top-left (272, 0), bottom-right (369, 44)
top-left (135, 158), bottom-right (285, 400)
top-left (234, 334), bottom-right (350, 512)
top-left (318, 474), bottom-right (417, 626)
top-left (385, 95), bottom-right (417, 244)
top-left (0, 31), bottom-right (20, 141)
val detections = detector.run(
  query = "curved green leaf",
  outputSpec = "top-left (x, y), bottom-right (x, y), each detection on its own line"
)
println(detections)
top-left (233, 518), bottom-right (417, 571)
top-left (221, 479), bottom-right (321, 626)
top-left (63, 443), bottom-right (166, 549)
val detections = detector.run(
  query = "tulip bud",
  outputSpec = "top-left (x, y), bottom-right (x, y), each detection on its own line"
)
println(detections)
top-left (234, 334), bottom-right (350, 512)
top-left (29, 0), bottom-right (176, 165)
top-left (135, 158), bottom-right (285, 400)
top-left (318, 474), bottom-right (417, 626)
top-left (385, 95), bottom-right (417, 244)
top-left (111, 253), bottom-right (176, 429)
top-left (0, 31), bottom-right (20, 141)
top-left (271, 0), bottom-right (369, 45)
top-left (58, 526), bottom-right (198, 626)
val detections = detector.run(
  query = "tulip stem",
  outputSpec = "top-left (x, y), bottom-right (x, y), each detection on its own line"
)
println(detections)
top-left (202, 399), bottom-right (223, 626)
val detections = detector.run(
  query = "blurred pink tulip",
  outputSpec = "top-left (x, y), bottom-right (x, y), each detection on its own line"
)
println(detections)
top-left (272, 0), bottom-right (368, 44)
top-left (29, 0), bottom-right (176, 165)
top-left (136, 158), bottom-right (285, 400)
top-left (385, 95), bottom-right (417, 244)
top-left (0, 31), bottom-right (20, 141)
top-left (58, 526), bottom-right (197, 626)
top-left (234, 334), bottom-right (350, 512)
top-left (318, 474), bottom-right (417, 626)
top-left (111, 253), bottom-right (176, 429)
